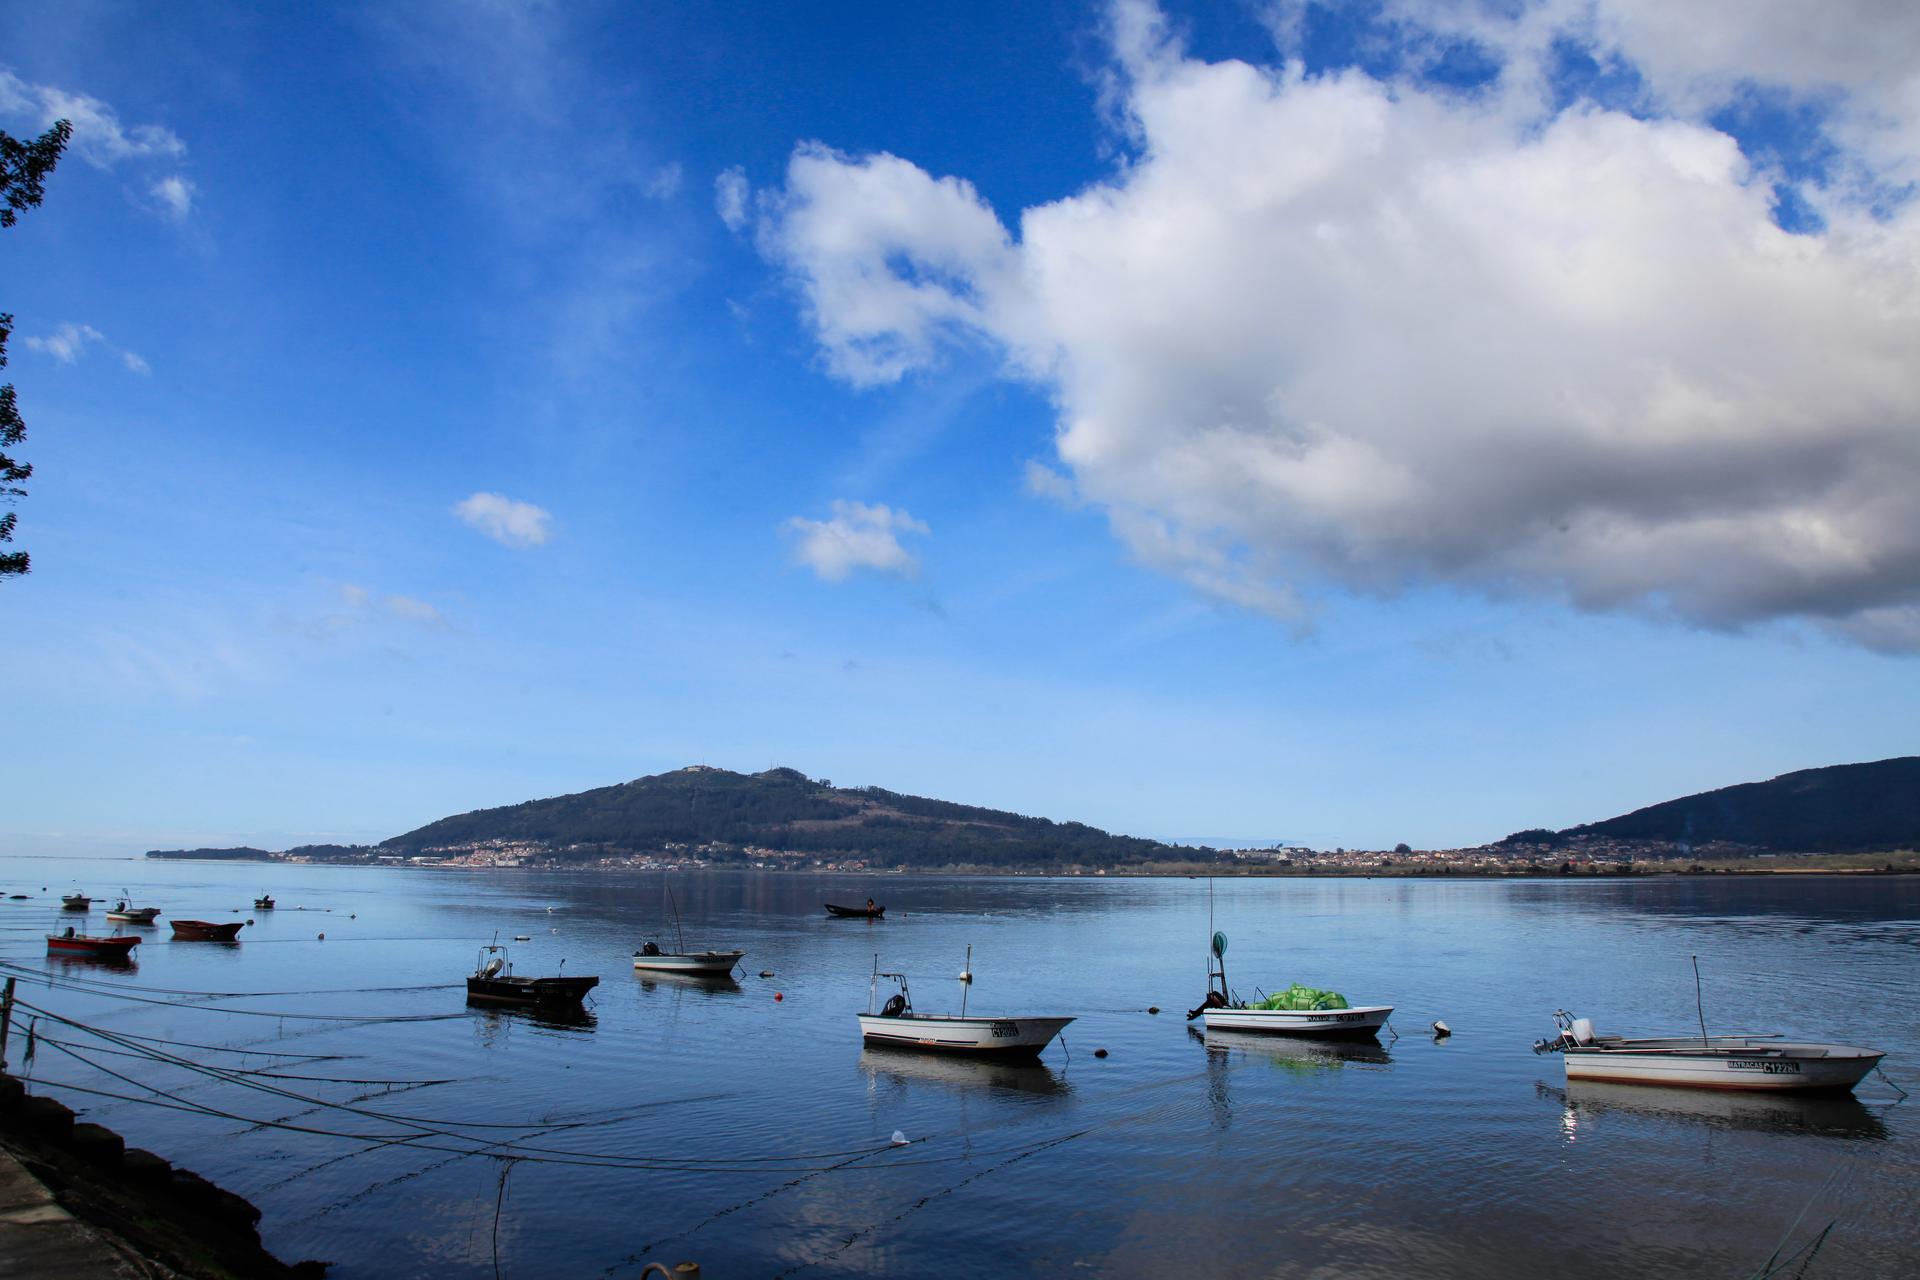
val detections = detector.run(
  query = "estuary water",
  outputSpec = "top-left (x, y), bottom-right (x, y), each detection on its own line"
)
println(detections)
top-left (2, 858), bottom-right (1915, 1279)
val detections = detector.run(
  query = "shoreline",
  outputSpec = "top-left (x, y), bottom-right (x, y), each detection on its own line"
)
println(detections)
top-left (134, 855), bottom-right (1920, 880)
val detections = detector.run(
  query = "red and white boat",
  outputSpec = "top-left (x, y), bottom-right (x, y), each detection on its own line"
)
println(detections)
top-left (47, 929), bottom-right (140, 959)
top-left (1534, 1010), bottom-right (1886, 1093)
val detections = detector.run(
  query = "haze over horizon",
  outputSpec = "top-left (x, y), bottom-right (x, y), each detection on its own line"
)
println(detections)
top-left (5, 1), bottom-right (1918, 859)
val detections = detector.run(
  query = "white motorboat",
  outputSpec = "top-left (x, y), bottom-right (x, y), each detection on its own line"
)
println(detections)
top-left (632, 881), bottom-right (743, 976)
top-left (1534, 1010), bottom-right (1885, 1093)
top-left (1185, 924), bottom-right (1391, 1039)
top-left (856, 947), bottom-right (1072, 1058)
top-left (632, 945), bottom-right (745, 975)
top-left (104, 894), bottom-right (161, 924)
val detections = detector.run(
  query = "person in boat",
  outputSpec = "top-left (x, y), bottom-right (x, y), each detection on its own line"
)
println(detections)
top-left (641, 940), bottom-right (661, 955)
top-left (63, 926), bottom-right (76, 939)
top-left (866, 898), bottom-right (876, 913)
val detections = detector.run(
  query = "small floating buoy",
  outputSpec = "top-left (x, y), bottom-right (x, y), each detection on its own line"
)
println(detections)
top-left (1147, 1006), bottom-right (1160, 1015)
top-left (759, 970), bottom-right (774, 978)
top-left (1432, 1020), bottom-right (1452, 1038)
top-left (890, 1130), bottom-right (908, 1146)
top-left (349, 913), bottom-right (356, 920)
top-left (317, 932), bottom-right (325, 941)
top-left (514, 935), bottom-right (530, 942)
top-left (1093, 1048), bottom-right (1109, 1058)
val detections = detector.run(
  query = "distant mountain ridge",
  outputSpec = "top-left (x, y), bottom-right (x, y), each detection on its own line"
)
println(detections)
top-left (360, 765), bottom-right (1196, 868)
top-left (1523, 756), bottom-right (1920, 852)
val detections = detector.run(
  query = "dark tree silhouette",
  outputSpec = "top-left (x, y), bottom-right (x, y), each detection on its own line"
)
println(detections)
top-left (1, 119), bottom-right (73, 578)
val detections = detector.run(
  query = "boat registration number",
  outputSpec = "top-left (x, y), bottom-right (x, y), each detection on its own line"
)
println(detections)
top-left (1306, 1013), bottom-right (1364, 1024)
top-left (1728, 1058), bottom-right (1800, 1074)
top-left (991, 1021), bottom-right (1020, 1038)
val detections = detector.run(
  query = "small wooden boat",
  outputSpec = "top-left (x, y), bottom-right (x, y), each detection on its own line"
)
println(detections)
top-left (1185, 927), bottom-right (1391, 1039)
top-left (61, 894), bottom-right (91, 911)
top-left (857, 947), bottom-right (1072, 1058)
top-left (105, 897), bottom-right (162, 924)
top-left (171, 919), bottom-right (246, 942)
top-left (825, 901), bottom-right (885, 919)
top-left (466, 943), bottom-right (598, 1007)
top-left (253, 895), bottom-right (275, 910)
top-left (1534, 1010), bottom-right (1885, 1093)
top-left (633, 882), bottom-right (744, 974)
top-left (47, 929), bottom-right (140, 958)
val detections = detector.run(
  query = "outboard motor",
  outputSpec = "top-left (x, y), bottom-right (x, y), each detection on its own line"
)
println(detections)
top-left (880, 993), bottom-right (907, 1018)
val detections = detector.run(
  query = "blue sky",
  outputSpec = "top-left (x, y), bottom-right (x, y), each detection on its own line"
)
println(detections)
top-left (3, 1), bottom-right (1916, 856)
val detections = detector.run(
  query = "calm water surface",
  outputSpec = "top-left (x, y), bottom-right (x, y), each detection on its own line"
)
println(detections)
top-left (2, 858), bottom-right (1915, 1278)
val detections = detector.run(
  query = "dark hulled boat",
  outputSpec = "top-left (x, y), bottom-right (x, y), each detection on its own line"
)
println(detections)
top-left (466, 944), bottom-right (598, 1007)
top-left (825, 902), bottom-right (885, 919)
top-left (172, 919), bottom-right (246, 941)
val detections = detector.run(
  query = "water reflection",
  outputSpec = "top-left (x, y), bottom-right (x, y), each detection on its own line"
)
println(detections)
top-left (1541, 1080), bottom-right (1889, 1141)
top-left (634, 971), bottom-right (743, 997)
top-left (465, 1002), bottom-right (599, 1036)
top-left (857, 1046), bottom-right (1072, 1096)
top-left (1198, 1026), bottom-right (1397, 1070)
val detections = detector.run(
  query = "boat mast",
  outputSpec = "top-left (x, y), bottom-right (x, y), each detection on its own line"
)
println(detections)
top-left (667, 881), bottom-right (686, 953)
top-left (1692, 955), bottom-right (1709, 1047)
top-left (959, 944), bottom-right (973, 1019)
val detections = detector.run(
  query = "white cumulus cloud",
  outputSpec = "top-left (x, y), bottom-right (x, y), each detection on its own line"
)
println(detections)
top-left (150, 175), bottom-right (195, 222)
top-left (453, 492), bottom-right (554, 547)
top-left (715, 165), bottom-right (750, 231)
top-left (782, 500), bottom-right (930, 582)
top-left (758, 0), bottom-right (1920, 648)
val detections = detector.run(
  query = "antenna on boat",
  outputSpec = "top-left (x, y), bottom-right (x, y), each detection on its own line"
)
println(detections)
top-left (959, 944), bottom-right (973, 1019)
top-left (667, 880), bottom-right (685, 954)
top-left (1692, 955), bottom-right (1709, 1047)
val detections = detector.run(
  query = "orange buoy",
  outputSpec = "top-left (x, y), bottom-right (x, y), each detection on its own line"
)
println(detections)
top-left (774, 992), bottom-right (784, 1001)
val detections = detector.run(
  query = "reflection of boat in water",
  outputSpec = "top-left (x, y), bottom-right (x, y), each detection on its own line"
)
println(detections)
top-left (1548, 1080), bottom-right (1888, 1141)
top-left (858, 1045), bottom-right (1072, 1096)
top-left (1534, 1010), bottom-right (1885, 1093)
top-left (468, 1001), bottom-right (599, 1031)
top-left (635, 969), bottom-right (743, 995)
top-left (1199, 1026), bottom-right (1394, 1070)
top-left (857, 947), bottom-right (1072, 1058)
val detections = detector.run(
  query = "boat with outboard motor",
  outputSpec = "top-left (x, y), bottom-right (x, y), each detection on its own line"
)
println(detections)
top-left (632, 882), bottom-right (744, 974)
top-left (47, 927), bottom-right (140, 959)
top-left (253, 895), bottom-right (275, 910)
top-left (467, 941), bottom-right (598, 1007)
top-left (60, 894), bottom-right (91, 912)
top-left (856, 946), bottom-right (1072, 1058)
top-left (105, 895), bottom-right (161, 924)
top-left (1533, 1009), bottom-right (1884, 1093)
top-left (1185, 925), bottom-right (1392, 1039)
top-left (826, 901), bottom-right (885, 919)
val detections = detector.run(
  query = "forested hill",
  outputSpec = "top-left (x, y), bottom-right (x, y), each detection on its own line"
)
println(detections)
top-left (379, 765), bottom-right (1200, 868)
top-left (1563, 756), bottom-right (1920, 851)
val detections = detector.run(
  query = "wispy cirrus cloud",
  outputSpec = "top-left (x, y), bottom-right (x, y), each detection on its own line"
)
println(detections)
top-left (23, 321), bottom-right (148, 373)
top-left (453, 492), bottom-right (554, 547)
top-left (782, 500), bottom-right (929, 582)
top-left (0, 68), bottom-right (194, 221)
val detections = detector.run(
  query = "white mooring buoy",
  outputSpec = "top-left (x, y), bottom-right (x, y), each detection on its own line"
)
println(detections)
top-left (1431, 1020), bottom-right (1452, 1038)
